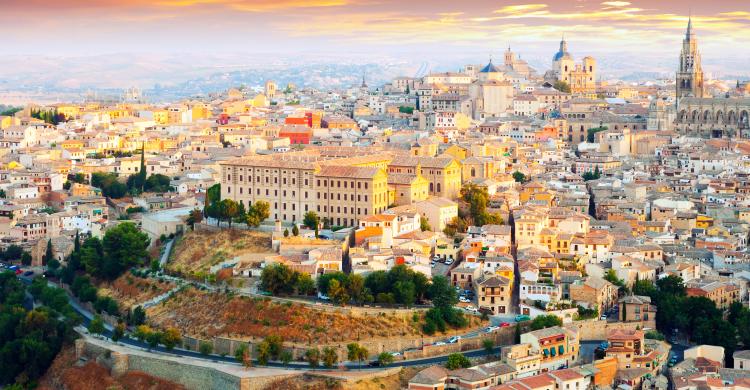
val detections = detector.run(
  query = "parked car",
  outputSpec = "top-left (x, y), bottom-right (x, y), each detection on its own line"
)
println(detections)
top-left (465, 305), bottom-right (478, 313)
top-left (368, 360), bottom-right (382, 367)
top-left (458, 297), bottom-right (470, 303)
top-left (448, 336), bottom-right (461, 344)
top-left (445, 259), bottom-right (454, 265)
top-left (500, 322), bottom-right (511, 327)
top-left (23, 270), bottom-right (34, 277)
top-left (600, 314), bottom-right (607, 320)
top-left (600, 341), bottom-right (610, 349)
top-left (515, 314), bottom-right (530, 322)
top-left (484, 326), bottom-right (499, 333)
top-left (434, 341), bottom-right (446, 346)
top-left (390, 352), bottom-right (401, 357)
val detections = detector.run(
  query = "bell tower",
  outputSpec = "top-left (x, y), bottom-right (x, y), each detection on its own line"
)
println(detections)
top-left (676, 16), bottom-right (704, 99)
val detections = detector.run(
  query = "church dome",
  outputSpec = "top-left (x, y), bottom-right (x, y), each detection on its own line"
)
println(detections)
top-left (553, 38), bottom-right (572, 61)
top-left (479, 59), bottom-right (501, 73)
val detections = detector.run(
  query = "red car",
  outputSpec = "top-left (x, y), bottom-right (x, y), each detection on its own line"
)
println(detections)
top-left (500, 322), bottom-right (511, 327)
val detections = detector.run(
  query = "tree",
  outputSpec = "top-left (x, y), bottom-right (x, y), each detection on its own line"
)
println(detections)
top-left (305, 348), bottom-right (320, 368)
top-left (553, 80), bottom-right (571, 93)
top-left (483, 339), bottom-right (495, 356)
top-left (21, 252), bottom-right (32, 266)
top-left (129, 306), bottom-right (146, 326)
top-left (346, 274), bottom-right (368, 304)
top-left (328, 279), bottom-right (350, 306)
top-left (0, 273), bottom-right (77, 387)
top-left (161, 327), bottom-right (182, 350)
top-left (291, 224), bottom-right (299, 236)
top-left (280, 350), bottom-right (293, 366)
top-left (347, 343), bottom-right (368, 369)
top-left (144, 174), bottom-right (171, 193)
top-left (43, 239), bottom-right (54, 266)
top-left (294, 273), bottom-right (316, 295)
top-left (283, 228), bottom-right (289, 237)
top-left (530, 314), bottom-right (563, 330)
top-left (245, 201), bottom-right (270, 228)
top-left (587, 126), bottom-right (608, 143)
top-left (138, 143), bottom-right (146, 193)
top-left (303, 211), bottom-right (320, 230)
top-left (260, 263), bottom-right (296, 295)
top-left (512, 171), bottom-right (527, 183)
top-left (218, 199), bottom-right (240, 227)
top-left (146, 331), bottom-right (161, 349)
top-left (603, 269), bottom-right (626, 291)
top-left (88, 315), bottom-right (105, 336)
top-left (429, 275), bottom-right (458, 309)
top-left (112, 322), bottom-right (125, 342)
top-left (199, 341), bottom-right (213, 355)
top-left (256, 340), bottom-right (271, 365)
top-left (322, 346), bottom-right (338, 368)
top-left (235, 343), bottom-right (252, 368)
top-left (582, 167), bottom-right (601, 181)
top-left (95, 223), bottom-right (150, 280)
top-left (420, 217), bottom-right (431, 232)
top-left (377, 352), bottom-right (394, 366)
top-left (445, 353), bottom-right (472, 369)
top-left (186, 208), bottom-right (203, 230)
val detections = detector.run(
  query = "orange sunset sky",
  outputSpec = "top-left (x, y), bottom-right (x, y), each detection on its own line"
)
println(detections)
top-left (1, 0), bottom-right (749, 61)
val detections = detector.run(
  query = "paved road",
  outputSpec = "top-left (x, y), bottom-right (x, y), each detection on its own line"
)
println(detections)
top-left (19, 274), bottom-right (603, 370)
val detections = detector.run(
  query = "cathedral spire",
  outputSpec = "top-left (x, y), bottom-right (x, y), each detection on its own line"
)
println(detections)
top-left (686, 13), bottom-right (693, 39)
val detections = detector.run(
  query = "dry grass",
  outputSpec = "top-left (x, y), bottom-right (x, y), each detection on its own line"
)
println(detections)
top-left (146, 288), bottom-right (482, 344)
top-left (37, 346), bottom-right (186, 390)
top-left (262, 368), bottom-right (420, 390)
top-left (167, 229), bottom-right (273, 278)
top-left (97, 273), bottom-right (177, 311)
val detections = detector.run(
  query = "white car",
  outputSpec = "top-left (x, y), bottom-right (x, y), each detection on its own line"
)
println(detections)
top-left (459, 297), bottom-right (470, 303)
top-left (445, 259), bottom-right (454, 265)
top-left (600, 315), bottom-right (607, 320)
top-left (390, 352), bottom-right (401, 357)
top-left (465, 305), bottom-right (478, 313)
top-left (448, 336), bottom-right (461, 344)
top-left (484, 326), bottom-right (500, 333)
top-left (433, 341), bottom-right (446, 346)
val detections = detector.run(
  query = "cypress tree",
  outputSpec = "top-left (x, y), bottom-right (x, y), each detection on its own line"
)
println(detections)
top-left (44, 239), bottom-right (54, 265)
top-left (139, 142), bottom-right (146, 193)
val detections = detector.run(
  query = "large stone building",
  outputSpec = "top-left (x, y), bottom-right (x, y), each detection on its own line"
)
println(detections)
top-left (674, 18), bottom-right (750, 138)
top-left (546, 37), bottom-right (596, 97)
top-left (676, 17), bottom-right (704, 99)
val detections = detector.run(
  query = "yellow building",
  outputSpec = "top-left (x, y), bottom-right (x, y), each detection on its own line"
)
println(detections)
top-left (219, 152), bottom-right (390, 227)
top-left (152, 109), bottom-right (169, 125)
top-left (388, 172), bottom-right (430, 206)
top-left (55, 104), bottom-right (81, 120)
top-left (696, 215), bottom-right (714, 229)
top-left (388, 155), bottom-right (461, 199)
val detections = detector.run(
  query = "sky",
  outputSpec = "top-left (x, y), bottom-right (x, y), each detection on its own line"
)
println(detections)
top-left (2, 0), bottom-right (748, 57)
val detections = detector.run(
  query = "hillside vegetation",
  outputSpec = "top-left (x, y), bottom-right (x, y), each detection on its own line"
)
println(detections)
top-left (145, 287), bottom-right (479, 344)
top-left (168, 228), bottom-right (273, 279)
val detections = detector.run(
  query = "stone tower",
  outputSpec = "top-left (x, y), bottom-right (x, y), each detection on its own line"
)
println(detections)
top-left (676, 16), bottom-right (704, 99)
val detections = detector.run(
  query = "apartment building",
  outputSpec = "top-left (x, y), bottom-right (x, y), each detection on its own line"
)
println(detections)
top-left (476, 274), bottom-right (513, 314)
top-left (388, 155), bottom-right (462, 199)
top-left (220, 153), bottom-right (389, 227)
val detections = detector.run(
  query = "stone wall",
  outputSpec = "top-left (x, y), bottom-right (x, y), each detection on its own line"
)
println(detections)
top-left (75, 338), bottom-right (301, 390)
top-left (569, 319), bottom-right (654, 340)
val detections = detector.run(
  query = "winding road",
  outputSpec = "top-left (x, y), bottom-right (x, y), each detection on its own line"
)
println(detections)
top-left (19, 274), bottom-right (603, 371)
